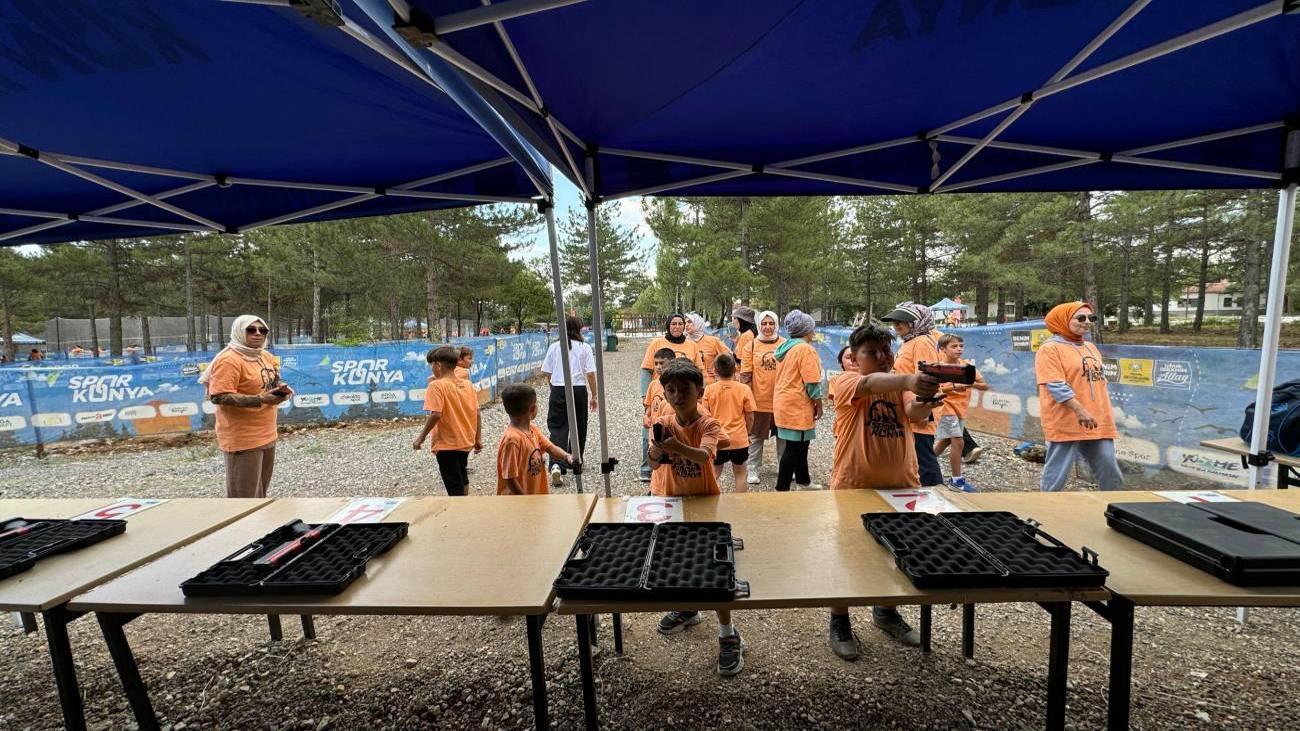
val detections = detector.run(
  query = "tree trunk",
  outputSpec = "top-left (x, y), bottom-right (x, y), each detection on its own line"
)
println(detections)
top-left (1143, 226), bottom-right (1156, 326)
top-left (739, 198), bottom-right (752, 300)
top-left (1193, 242), bottom-right (1210, 332)
top-left (311, 244), bottom-right (322, 343)
top-left (424, 264), bottom-right (438, 343)
top-left (184, 238), bottom-right (196, 352)
top-left (1015, 284), bottom-right (1026, 322)
top-left (105, 240), bottom-right (124, 357)
top-left (266, 278), bottom-right (274, 345)
top-left (196, 302), bottom-right (205, 351)
top-left (1160, 240), bottom-right (1174, 334)
top-left (216, 312), bottom-right (224, 347)
top-left (390, 296), bottom-right (401, 341)
top-left (995, 287), bottom-right (1006, 324)
top-left (141, 315), bottom-right (153, 356)
top-left (0, 293), bottom-right (14, 362)
top-left (1079, 193), bottom-right (1097, 305)
top-left (456, 300), bottom-right (463, 338)
top-left (1238, 204), bottom-right (1264, 348)
top-left (975, 280), bottom-right (989, 326)
top-left (1119, 237), bottom-right (1132, 333)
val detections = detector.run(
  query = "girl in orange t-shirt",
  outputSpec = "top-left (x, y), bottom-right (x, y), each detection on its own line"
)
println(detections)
top-left (1035, 302), bottom-right (1123, 492)
top-left (639, 314), bottom-right (703, 481)
top-left (772, 309), bottom-right (824, 491)
top-left (686, 313), bottom-right (727, 384)
top-left (739, 310), bottom-right (785, 484)
top-left (731, 305), bottom-right (757, 377)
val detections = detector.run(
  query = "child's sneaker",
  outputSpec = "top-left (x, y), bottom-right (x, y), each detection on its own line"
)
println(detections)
top-left (828, 614), bottom-right (860, 661)
top-left (946, 476), bottom-right (978, 493)
top-left (717, 631), bottom-right (746, 676)
top-left (549, 464), bottom-right (564, 489)
top-left (746, 472), bottom-right (760, 485)
top-left (657, 610), bottom-right (702, 635)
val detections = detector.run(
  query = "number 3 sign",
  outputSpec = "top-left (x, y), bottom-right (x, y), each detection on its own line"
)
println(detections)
top-left (624, 497), bottom-right (682, 523)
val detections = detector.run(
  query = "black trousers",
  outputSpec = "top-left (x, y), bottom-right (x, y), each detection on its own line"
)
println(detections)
top-left (435, 450), bottom-right (470, 496)
top-left (776, 439), bottom-right (811, 492)
top-left (914, 433), bottom-right (944, 487)
top-left (547, 385), bottom-right (588, 474)
top-left (962, 429), bottom-right (979, 456)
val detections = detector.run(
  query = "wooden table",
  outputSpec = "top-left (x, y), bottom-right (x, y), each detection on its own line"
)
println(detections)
top-left (0, 498), bottom-right (268, 731)
top-left (947, 489), bottom-right (1300, 730)
top-left (1200, 437), bottom-right (1300, 488)
top-left (68, 494), bottom-right (597, 731)
top-left (555, 491), bottom-right (1108, 730)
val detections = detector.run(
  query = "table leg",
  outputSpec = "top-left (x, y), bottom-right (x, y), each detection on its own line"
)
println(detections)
top-left (1044, 602), bottom-right (1071, 731)
top-left (525, 615), bottom-right (549, 731)
top-left (300, 615), bottom-right (316, 640)
top-left (962, 604), bottom-right (975, 660)
top-left (1106, 597), bottom-right (1135, 731)
top-left (1282, 464), bottom-right (1295, 489)
top-left (612, 613), bottom-right (624, 656)
top-left (267, 614), bottom-right (283, 642)
top-left (21, 611), bottom-right (38, 634)
top-left (919, 605), bottom-right (932, 654)
top-left (97, 613), bottom-right (159, 731)
top-left (42, 606), bottom-right (86, 731)
top-left (575, 614), bottom-right (599, 731)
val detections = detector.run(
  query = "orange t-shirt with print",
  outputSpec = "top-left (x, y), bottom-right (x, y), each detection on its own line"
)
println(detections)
top-left (773, 340), bottom-right (822, 432)
top-left (695, 334), bottom-right (727, 384)
top-left (892, 330), bottom-right (942, 435)
top-left (496, 424), bottom-right (554, 495)
top-left (733, 330), bottom-right (755, 370)
top-left (640, 336), bottom-right (703, 372)
top-left (1035, 339), bottom-right (1118, 442)
top-left (703, 379), bottom-right (755, 450)
top-left (650, 413), bottom-right (722, 497)
top-left (422, 377), bottom-right (478, 452)
top-left (829, 372), bottom-right (919, 490)
top-left (206, 349), bottom-right (281, 452)
top-left (741, 337), bottom-right (785, 412)
top-left (938, 362), bottom-right (980, 420)
top-left (643, 379), bottom-right (668, 428)
top-left (455, 366), bottom-right (470, 381)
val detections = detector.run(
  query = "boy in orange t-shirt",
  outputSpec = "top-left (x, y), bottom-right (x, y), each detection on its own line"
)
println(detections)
top-left (413, 346), bottom-right (481, 496)
top-left (647, 359), bottom-right (744, 676)
top-left (496, 384), bottom-right (575, 495)
top-left (827, 324), bottom-right (943, 660)
top-left (455, 346), bottom-right (473, 382)
top-left (702, 353), bottom-right (755, 491)
top-left (643, 348), bottom-right (675, 428)
top-left (933, 334), bottom-right (988, 492)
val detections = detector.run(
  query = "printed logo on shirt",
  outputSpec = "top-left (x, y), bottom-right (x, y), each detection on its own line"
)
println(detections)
top-left (527, 447), bottom-right (546, 476)
top-left (1081, 355), bottom-right (1106, 383)
top-left (673, 350), bottom-right (690, 361)
top-left (867, 399), bottom-right (904, 439)
top-left (669, 453), bottom-right (703, 480)
top-left (760, 352), bottom-right (778, 371)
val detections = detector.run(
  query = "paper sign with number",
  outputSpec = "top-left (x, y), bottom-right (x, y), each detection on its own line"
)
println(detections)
top-left (624, 497), bottom-right (682, 523)
top-left (74, 498), bottom-right (166, 521)
top-left (880, 489), bottom-right (961, 514)
top-left (325, 498), bottom-right (405, 524)
top-left (1154, 490), bottom-right (1240, 504)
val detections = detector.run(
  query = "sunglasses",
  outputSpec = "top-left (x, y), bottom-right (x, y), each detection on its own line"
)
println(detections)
top-left (1073, 315), bottom-right (1098, 323)
top-left (245, 326), bottom-right (269, 335)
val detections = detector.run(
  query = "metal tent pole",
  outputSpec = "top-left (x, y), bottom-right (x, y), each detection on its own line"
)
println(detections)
top-left (544, 202), bottom-right (584, 492)
top-left (1247, 180), bottom-right (1297, 490)
top-left (584, 158), bottom-right (613, 497)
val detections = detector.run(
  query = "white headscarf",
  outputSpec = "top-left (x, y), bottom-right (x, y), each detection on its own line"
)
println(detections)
top-left (197, 315), bottom-right (268, 384)
top-left (756, 310), bottom-right (780, 342)
top-left (685, 312), bottom-right (708, 342)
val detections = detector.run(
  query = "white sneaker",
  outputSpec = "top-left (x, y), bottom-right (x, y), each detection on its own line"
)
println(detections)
top-left (549, 464), bottom-right (564, 489)
top-left (746, 472), bottom-right (760, 485)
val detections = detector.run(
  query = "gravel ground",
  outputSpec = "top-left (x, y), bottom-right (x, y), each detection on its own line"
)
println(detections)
top-left (1, 341), bottom-right (1298, 730)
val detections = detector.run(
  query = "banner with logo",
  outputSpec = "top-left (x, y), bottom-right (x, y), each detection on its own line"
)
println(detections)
top-left (0, 335), bottom-right (549, 449)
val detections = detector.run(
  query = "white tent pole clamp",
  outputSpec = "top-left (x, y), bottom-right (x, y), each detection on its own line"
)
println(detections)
top-left (1247, 179), bottom-right (1298, 489)
top-left (543, 201), bottom-right (584, 493)
top-left (584, 157), bottom-right (613, 498)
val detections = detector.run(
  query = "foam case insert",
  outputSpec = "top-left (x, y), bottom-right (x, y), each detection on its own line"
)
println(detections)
top-left (181, 519), bottom-right (407, 597)
top-left (555, 521), bottom-right (749, 601)
top-left (864, 511), bottom-right (1108, 589)
top-left (0, 517), bottom-right (127, 581)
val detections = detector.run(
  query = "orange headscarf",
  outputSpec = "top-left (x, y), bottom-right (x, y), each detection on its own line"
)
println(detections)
top-left (1045, 301), bottom-right (1090, 342)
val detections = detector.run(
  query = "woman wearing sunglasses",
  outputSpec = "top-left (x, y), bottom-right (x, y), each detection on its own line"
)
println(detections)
top-left (198, 315), bottom-right (293, 498)
top-left (1035, 302), bottom-right (1123, 492)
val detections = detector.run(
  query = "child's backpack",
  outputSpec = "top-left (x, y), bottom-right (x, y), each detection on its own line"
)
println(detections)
top-left (1240, 379), bottom-right (1300, 458)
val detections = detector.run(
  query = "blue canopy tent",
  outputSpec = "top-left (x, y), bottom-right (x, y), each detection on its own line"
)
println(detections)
top-left (930, 298), bottom-right (969, 314)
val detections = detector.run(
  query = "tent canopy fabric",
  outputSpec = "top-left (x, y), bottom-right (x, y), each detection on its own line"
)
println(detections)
top-left (0, 0), bottom-right (549, 247)
top-left (12, 333), bottom-right (43, 345)
top-left (930, 298), bottom-right (969, 313)
top-left (411, 0), bottom-right (1300, 199)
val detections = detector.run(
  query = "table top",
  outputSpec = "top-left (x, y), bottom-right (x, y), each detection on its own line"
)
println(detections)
top-left (69, 494), bottom-right (597, 616)
top-left (555, 491), bottom-right (1107, 615)
top-left (0, 498), bottom-right (269, 612)
top-left (947, 490), bottom-right (1300, 608)
top-left (1200, 437), bottom-right (1300, 467)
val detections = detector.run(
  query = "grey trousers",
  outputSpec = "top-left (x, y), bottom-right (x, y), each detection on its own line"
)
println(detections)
top-left (746, 411), bottom-right (785, 475)
top-left (1041, 439), bottom-right (1123, 492)
top-left (225, 442), bottom-right (276, 498)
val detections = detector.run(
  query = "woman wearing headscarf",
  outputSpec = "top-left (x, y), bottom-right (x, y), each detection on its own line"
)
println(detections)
top-left (542, 315), bottom-right (598, 488)
top-left (200, 315), bottom-right (293, 498)
top-left (638, 314), bottom-right (705, 480)
top-left (881, 301), bottom-right (955, 490)
top-left (686, 312), bottom-right (727, 385)
top-left (731, 305), bottom-right (758, 380)
top-left (772, 309), bottom-right (824, 491)
top-left (740, 310), bottom-right (785, 483)
top-left (1036, 302), bottom-right (1123, 492)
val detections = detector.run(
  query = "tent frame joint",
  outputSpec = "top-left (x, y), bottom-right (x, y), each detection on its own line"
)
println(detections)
top-left (600, 458), bottom-right (618, 475)
top-left (393, 6), bottom-right (439, 47)
top-left (1242, 451), bottom-right (1276, 468)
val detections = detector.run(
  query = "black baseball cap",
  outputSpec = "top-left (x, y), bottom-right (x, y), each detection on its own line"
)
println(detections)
top-left (880, 308), bottom-right (917, 323)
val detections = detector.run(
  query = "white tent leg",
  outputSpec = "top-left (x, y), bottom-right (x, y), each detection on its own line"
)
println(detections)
top-left (1247, 182), bottom-right (1296, 490)
top-left (544, 203), bottom-right (584, 493)
top-left (585, 189), bottom-right (613, 498)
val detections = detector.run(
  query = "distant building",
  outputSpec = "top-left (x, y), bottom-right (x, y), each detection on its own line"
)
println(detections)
top-left (1173, 280), bottom-right (1274, 317)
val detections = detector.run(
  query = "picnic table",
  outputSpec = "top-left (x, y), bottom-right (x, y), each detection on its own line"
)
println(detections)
top-left (68, 494), bottom-right (597, 731)
top-left (0, 497), bottom-right (268, 731)
top-left (1200, 437), bottom-right (1300, 488)
top-left (555, 491), bottom-right (1107, 730)
top-left (946, 489), bottom-right (1300, 731)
